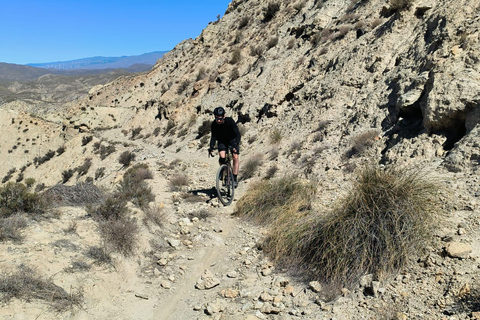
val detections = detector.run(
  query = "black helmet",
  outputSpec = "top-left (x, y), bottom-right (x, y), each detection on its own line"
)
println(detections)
top-left (213, 107), bottom-right (225, 117)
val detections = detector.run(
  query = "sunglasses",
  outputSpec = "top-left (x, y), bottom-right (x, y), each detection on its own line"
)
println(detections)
top-left (215, 117), bottom-right (224, 121)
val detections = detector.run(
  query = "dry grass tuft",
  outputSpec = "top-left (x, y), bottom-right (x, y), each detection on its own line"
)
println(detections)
top-left (235, 175), bottom-right (315, 225)
top-left (263, 166), bottom-right (442, 292)
top-left (0, 264), bottom-right (83, 311)
top-left (241, 154), bottom-right (263, 180)
top-left (0, 214), bottom-right (28, 242)
top-left (169, 174), bottom-right (189, 191)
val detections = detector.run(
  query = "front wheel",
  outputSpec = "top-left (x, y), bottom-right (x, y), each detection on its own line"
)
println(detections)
top-left (216, 164), bottom-right (235, 206)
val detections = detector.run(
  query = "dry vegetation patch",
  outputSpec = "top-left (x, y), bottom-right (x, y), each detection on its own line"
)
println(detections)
top-left (236, 166), bottom-right (443, 296)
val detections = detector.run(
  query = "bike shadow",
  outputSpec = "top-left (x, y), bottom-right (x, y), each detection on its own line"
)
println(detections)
top-left (187, 187), bottom-right (217, 202)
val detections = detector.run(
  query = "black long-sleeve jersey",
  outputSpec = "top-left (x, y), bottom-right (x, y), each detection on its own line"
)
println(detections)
top-left (209, 117), bottom-right (241, 150)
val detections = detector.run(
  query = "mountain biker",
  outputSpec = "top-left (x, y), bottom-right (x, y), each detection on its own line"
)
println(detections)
top-left (208, 106), bottom-right (241, 188)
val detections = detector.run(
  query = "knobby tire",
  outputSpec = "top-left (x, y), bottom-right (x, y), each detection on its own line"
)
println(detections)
top-left (216, 164), bottom-right (234, 206)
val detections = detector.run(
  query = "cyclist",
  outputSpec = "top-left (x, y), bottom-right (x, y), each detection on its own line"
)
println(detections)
top-left (208, 106), bottom-right (241, 187)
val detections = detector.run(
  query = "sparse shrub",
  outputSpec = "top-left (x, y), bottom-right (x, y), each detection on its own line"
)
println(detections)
top-left (43, 182), bottom-right (104, 206)
top-left (263, 166), bottom-right (441, 294)
top-left (266, 37), bottom-right (279, 50)
top-left (390, 0), bottom-right (414, 11)
top-left (0, 213), bottom-right (28, 242)
top-left (264, 165), bottom-right (278, 180)
top-left (230, 67), bottom-right (240, 81)
top-left (62, 169), bottom-right (75, 183)
top-left (85, 246), bottom-right (112, 265)
top-left (56, 146), bottom-right (65, 155)
top-left (118, 151), bottom-right (136, 167)
top-left (33, 150), bottom-right (55, 166)
top-left (169, 174), bottom-right (189, 191)
top-left (153, 127), bottom-right (161, 137)
top-left (269, 128), bottom-right (282, 144)
top-left (197, 120), bottom-right (211, 138)
top-left (143, 205), bottom-right (165, 228)
top-left (248, 135), bottom-right (257, 144)
top-left (262, 2), bottom-right (280, 23)
top-left (177, 127), bottom-right (188, 138)
top-left (116, 164), bottom-right (155, 209)
top-left (2, 168), bottom-right (16, 183)
top-left (98, 217), bottom-right (138, 256)
top-left (15, 173), bottom-right (24, 183)
top-left (81, 135), bottom-right (93, 146)
top-left (164, 120), bottom-right (176, 135)
top-left (199, 135), bottom-right (209, 148)
top-left (0, 265), bottom-right (83, 312)
top-left (240, 154), bottom-right (263, 180)
top-left (0, 264), bottom-right (83, 311)
top-left (268, 149), bottom-right (279, 161)
top-left (164, 138), bottom-right (174, 148)
top-left (196, 67), bottom-right (207, 81)
top-left (95, 167), bottom-right (105, 180)
top-left (176, 79), bottom-right (190, 94)
top-left (64, 260), bottom-right (90, 273)
top-left (24, 178), bottom-right (35, 188)
top-left (0, 182), bottom-right (46, 218)
top-left (88, 195), bottom-right (128, 222)
top-left (238, 16), bottom-right (249, 29)
top-left (188, 209), bottom-right (212, 221)
top-left (230, 49), bottom-right (242, 64)
top-left (76, 158), bottom-right (92, 176)
top-left (98, 144), bottom-right (116, 160)
top-left (287, 141), bottom-right (302, 154)
top-left (249, 45), bottom-right (264, 57)
top-left (179, 192), bottom-right (205, 203)
top-left (346, 130), bottom-right (379, 158)
top-left (131, 127), bottom-right (142, 139)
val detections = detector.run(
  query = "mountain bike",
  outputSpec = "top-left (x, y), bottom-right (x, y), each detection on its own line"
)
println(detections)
top-left (210, 147), bottom-right (235, 206)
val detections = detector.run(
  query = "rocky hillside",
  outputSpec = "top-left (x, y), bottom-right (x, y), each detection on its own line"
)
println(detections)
top-left (1, 0), bottom-right (479, 319)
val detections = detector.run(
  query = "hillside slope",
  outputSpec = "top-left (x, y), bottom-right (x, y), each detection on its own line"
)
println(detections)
top-left (0, 0), bottom-right (479, 319)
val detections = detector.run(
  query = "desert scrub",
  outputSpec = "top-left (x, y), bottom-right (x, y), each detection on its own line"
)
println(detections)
top-left (42, 182), bottom-right (104, 207)
top-left (234, 175), bottom-right (315, 225)
top-left (118, 150), bottom-right (136, 167)
top-left (346, 130), bottom-right (379, 158)
top-left (0, 264), bottom-right (83, 311)
top-left (269, 128), bottom-right (282, 144)
top-left (240, 154), bottom-right (263, 180)
top-left (115, 163), bottom-right (155, 209)
top-left (264, 166), bottom-right (442, 292)
top-left (0, 182), bottom-right (46, 218)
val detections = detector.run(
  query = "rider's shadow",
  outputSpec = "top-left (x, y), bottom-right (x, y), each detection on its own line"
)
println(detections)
top-left (187, 187), bottom-right (217, 202)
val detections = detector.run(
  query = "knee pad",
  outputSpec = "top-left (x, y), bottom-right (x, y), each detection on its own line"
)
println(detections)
top-left (219, 157), bottom-right (227, 165)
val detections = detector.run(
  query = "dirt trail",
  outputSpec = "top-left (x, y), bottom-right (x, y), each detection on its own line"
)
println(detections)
top-left (97, 129), bottom-right (250, 320)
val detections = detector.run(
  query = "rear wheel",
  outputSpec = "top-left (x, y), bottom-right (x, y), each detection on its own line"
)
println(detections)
top-left (216, 164), bottom-right (234, 206)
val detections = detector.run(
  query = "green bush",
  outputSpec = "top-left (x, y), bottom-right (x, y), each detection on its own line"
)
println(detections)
top-left (0, 182), bottom-right (46, 218)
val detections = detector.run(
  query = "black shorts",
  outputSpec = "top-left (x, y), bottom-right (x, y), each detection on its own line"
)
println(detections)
top-left (218, 141), bottom-right (240, 154)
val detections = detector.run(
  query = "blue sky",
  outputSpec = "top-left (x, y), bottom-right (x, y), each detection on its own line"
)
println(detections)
top-left (0, 0), bottom-right (231, 65)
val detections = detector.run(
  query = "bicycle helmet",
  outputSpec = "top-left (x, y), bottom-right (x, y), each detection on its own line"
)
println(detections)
top-left (213, 107), bottom-right (225, 117)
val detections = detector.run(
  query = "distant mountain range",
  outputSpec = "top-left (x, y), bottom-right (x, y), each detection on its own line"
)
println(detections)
top-left (26, 51), bottom-right (167, 70)
top-left (24, 51), bottom-right (167, 71)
